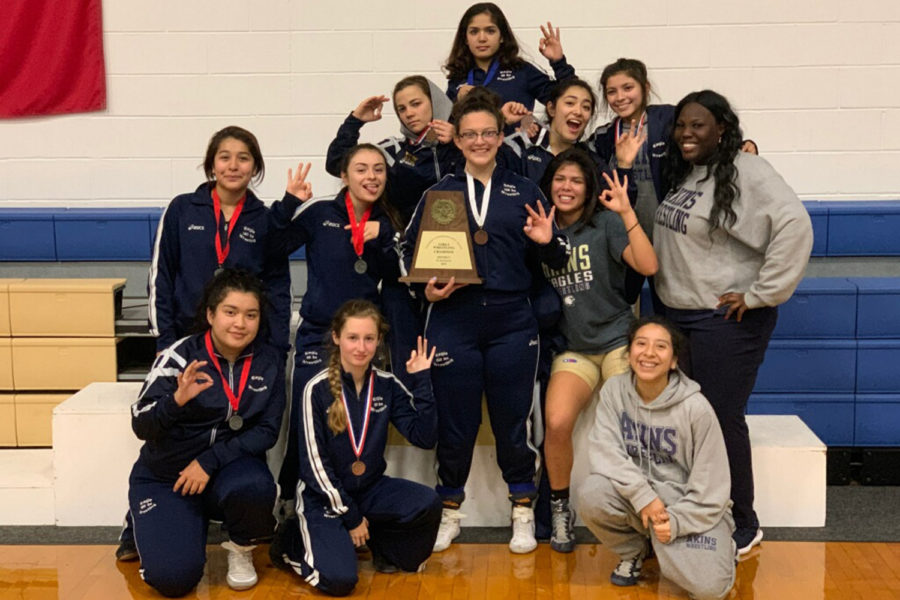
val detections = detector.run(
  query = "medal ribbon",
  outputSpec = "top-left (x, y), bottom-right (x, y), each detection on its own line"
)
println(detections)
top-left (614, 113), bottom-right (647, 144)
top-left (344, 190), bottom-right (373, 258)
top-left (341, 370), bottom-right (375, 461)
top-left (465, 172), bottom-right (492, 230)
top-left (212, 188), bottom-right (246, 268)
top-left (412, 124), bottom-right (432, 146)
top-left (204, 330), bottom-right (253, 413)
top-left (467, 57), bottom-right (499, 87)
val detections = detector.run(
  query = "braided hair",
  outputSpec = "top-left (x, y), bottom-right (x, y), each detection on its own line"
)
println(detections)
top-left (324, 299), bottom-right (390, 435)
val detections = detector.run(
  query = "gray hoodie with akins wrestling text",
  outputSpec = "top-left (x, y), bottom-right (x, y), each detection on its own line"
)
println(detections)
top-left (588, 370), bottom-right (732, 540)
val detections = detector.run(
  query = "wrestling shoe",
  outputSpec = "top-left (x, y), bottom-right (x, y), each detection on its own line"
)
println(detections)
top-left (222, 540), bottom-right (258, 590)
top-left (509, 505), bottom-right (537, 554)
top-left (433, 508), bottom-right (464, 552)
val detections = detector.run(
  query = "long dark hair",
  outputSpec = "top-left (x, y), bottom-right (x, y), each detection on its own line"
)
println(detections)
top-left (202, 125), bottom-right (265, 186)
top-left (443, 3), bottom-right (524, 81)
top-left (340, 143), bottom-right (403, 233)
top-left (193, 268), bottom-right (267, 340)
top-left (663, 90), bottom-right (743, 233)
top-left (539, 148), bottom-right (600, 233)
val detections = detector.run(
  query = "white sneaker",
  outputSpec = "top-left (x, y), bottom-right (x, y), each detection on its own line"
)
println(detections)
top-left (433, 508), bottom-right (464, 552)
top-left (221, 540), bottom-right (258, 590)
top-left (509, 506), bottom-right (537, 554)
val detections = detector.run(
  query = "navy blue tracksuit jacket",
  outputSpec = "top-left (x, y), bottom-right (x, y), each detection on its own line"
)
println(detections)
top-left (148, 183), bottom-right (291, 353)
top-left (325, 114), bottom-right (462, 227)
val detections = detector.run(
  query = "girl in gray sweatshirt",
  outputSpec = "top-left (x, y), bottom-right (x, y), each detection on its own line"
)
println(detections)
top-left (653, 90), bottom-right (812, 555)
top-left (578, 315), bottom-right (735, 599)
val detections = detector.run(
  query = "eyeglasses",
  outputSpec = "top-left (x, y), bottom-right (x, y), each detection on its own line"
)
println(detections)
top-left (457, 129), bottom-right (500, 142)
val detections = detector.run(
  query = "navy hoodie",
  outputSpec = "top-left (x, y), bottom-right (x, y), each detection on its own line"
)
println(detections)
top-left (587, 104), bottom-right (676, 204)
top-left (447, 57), bottom-right (576, 110)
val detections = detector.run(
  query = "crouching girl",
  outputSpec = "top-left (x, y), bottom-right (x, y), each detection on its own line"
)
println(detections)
top-left (578, 316), bottom-right (735, 600)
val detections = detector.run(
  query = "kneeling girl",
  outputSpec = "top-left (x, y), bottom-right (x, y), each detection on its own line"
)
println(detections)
top-left (128, 269), bottom-right (285, 596)
top-left (279, 300), bottom-right (441, 596)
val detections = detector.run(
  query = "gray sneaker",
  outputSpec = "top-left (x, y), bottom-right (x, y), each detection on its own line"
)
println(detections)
top-left (549, 498), bottom-right (575, 553)
top-left (610, 544), bottom-right (648, 587)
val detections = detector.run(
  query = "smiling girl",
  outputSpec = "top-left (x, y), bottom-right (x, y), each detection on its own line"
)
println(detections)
top-left (654, 90), bottom-right (812, 556)
top-left (578, 316), bottom-right (736, 599)
top-left (537, 148), bottom-right (656, 552)
top-left (271, 144), bottom-right (405, 509)
top-left (402, 89), bottom-right (570, 555)
top-left (276, 300), bottom-right (441, 596)
top-left (129, 269), bottom-right (285, 595)
top-left (444, 3), bottom-right (576, 112)
top-left (149, 126), bottom-right (291, 356)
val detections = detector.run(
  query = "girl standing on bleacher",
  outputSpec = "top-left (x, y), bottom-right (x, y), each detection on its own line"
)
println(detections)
top-left (444, 3), bottom-right (575, 120)
top-left (128, 269), bottom-right (284, 596)
top-left (653, 90), bottom-right (812, 556)
top-left (274, 300), bottom-right (441, 596)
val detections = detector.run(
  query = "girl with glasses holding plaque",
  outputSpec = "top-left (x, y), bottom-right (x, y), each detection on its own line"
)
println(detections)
top-left (127, 269), bottom-right (285, 596)
top-left (274, 300), bottom-right (441, 596)
top-left (401, 88), bottom-right (570, 555)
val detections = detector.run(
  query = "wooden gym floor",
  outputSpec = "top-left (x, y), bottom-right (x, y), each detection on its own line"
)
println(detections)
top-left (1, 541), bottom-right (899, 599)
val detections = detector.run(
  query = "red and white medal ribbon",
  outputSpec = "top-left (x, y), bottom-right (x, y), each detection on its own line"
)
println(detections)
top-left (341, 370), bottom-right (375, 466)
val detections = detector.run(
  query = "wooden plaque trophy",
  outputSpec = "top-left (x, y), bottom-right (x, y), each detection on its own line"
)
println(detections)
top-left (399, 190), bottom-right (483, 284)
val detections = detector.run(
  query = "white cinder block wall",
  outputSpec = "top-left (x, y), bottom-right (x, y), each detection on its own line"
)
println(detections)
top-left (1, 0), bottom-right (899, 207)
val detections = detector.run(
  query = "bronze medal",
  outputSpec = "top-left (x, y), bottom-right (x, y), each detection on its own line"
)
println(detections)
top-left (351, 460), bottom-right (366, 476)
top-left (473, 229), bottom-right (489, 245)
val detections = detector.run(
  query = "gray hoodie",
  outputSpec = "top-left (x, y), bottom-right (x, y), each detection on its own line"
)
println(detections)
top-left (653, 152), bottom-right (813, 310)
top-left (396, 78), bottom-right (454, 144)
top-left (587, 370), bottom-right (732, 541)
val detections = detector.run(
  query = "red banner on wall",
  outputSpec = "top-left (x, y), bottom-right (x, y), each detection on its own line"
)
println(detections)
top-left (0, 0), bottom-right (106, 118)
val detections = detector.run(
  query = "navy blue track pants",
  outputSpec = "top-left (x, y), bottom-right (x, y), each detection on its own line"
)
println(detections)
top-left (424, 291), bottom-right (540, 504)
top-left (282, 476), bottom-right (441, 596)
top-left (666, 305), bottom-right (777, 532)
top-left (128, 456), bottom-right (276, 598)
